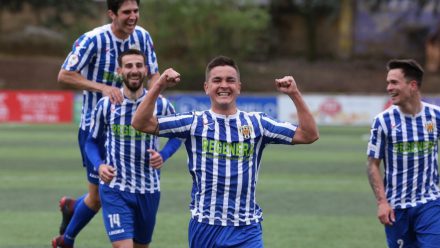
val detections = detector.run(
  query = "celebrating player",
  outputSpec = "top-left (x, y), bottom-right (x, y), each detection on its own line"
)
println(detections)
top-left (367, 59), bottom-right (440, 247)
top-left (87, 49), bottom-right (180, 248)
top-left (52, 0), bottom-right (160, 247)
top-left (132, 55), bottom-right (319, 247)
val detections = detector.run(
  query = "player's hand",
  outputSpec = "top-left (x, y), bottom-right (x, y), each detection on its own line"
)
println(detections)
top-left (98, 164), bottom-right (116, 183)
top-left (377, 201), bottom-right (395, 226)
top-left (102, 85), bottom-right (123, 104)
top-left (275, 76), bottom-right (298, 95)
top-left (148, 149), bottom-right (164, 169)
top-left (158, 68), bottom-right (180, 89)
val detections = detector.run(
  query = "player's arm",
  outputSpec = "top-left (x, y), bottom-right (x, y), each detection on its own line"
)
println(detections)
top-left (85, 134), bottom-right (115, 183)
top-left (148, 138), bottom-right (182, 169)
top-left (159, 138), bottom-right (182, 162)
top-left (132, 68), bottom-right (180, 134)
top-left (274, 76), bottom-right (319, 144)
top-left (145, 32), bottom-right (160, 90)
top-left (86, 102), bottom-right (116, 183)
top-left (367, 157), bottom-right (395, 226)
top-left (85, 134), bottom-right (105, 174)
top-left (57, 69), bottom-right (123, 104)
top-left (147, 72), bottom-right (161, 90)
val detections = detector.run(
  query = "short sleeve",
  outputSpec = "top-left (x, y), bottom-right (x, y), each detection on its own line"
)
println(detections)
top-left (259, 113), bottom-right (297, 145)
top-left (367, 117), bottom-right (386, 159)
top-left (158, 112), bottom-right (195, 139)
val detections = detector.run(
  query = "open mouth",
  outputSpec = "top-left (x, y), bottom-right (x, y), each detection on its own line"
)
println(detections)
top-left (126, 22), bottom-right (136, 29)
top-left (217, 92), bottom-right (230, 96)
top-left (127, 77), bottom-right (139, 83)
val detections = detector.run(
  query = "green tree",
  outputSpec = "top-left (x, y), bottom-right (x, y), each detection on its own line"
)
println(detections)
top-left (139, 0), bottom-right (270, 88)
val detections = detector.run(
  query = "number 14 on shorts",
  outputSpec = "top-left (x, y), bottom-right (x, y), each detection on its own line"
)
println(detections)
top-left (108, 214), bottom-right (121, 228)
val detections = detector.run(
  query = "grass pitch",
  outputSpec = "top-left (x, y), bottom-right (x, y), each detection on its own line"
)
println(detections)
top-left (0, 124), bottom-right (385, 248)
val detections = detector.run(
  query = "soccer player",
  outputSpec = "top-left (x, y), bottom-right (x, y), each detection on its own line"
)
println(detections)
top-left (87, 49), bottom-right (180, 248)
top-left (367, 59), bottom-right (440, 248)
top-left (131, 55), bottom-right (319, 247)
top-left (52, 0), bottom-right (159, 247)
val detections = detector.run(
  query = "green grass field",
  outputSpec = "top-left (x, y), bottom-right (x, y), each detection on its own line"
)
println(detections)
top-left (0, 124), bottom-right (385, 248)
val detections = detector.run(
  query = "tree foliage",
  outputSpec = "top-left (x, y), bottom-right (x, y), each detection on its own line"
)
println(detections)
top-left (139, 0), bottom-right (270, 87)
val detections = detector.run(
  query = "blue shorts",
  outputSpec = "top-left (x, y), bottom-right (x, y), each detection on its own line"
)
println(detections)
top-left (385, 198), bottom-right (440, 248)
top-left (188, 218), bottom-right (263, 248)
top-left (78, 128), bottom-right (103, 185)
top-left (99, 184), bottom-right (160, 244)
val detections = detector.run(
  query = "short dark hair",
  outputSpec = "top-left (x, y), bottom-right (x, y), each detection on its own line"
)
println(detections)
top-left (386, 59), bottom-right (424, 86)
top-left (117, 49), bottom-right (146, 66)
top-left (205, 56), bottom-right (240, 81)
top-left (107, 0), bottom-right (140, 14)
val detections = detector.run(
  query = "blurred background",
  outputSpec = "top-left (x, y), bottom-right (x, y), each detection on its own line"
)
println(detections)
top-left (1, 0), bottom-right (440, 125)
top-left (1, 1), bottom-right (440, 247)
top-left (1, 0), bottom-right (439, 93)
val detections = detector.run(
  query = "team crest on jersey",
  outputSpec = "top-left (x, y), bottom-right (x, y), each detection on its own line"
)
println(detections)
top-left (67, 54), bottom-right (79, 67)
top-left (425, 121), bottom-right (434, 133)
top-left (239, 125), bottom-right (253, 139)
top-left (129, 43), bottom-right (141, 50)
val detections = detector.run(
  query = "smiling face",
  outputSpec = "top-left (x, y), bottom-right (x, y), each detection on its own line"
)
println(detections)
top-left (108, 0), bottom-right (139, 39)
top-left (386, 68), bottom-right (417, 106)
top-left (118, 54), bottom-right (146, 93)
top-left (204, 65), bottom-right (241, 115)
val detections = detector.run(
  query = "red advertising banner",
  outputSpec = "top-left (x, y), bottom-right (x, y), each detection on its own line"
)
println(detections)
top-left (0, 90), bottom-right (74, 123)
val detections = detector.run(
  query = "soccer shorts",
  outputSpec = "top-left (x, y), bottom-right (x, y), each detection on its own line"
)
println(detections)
top-left (188, 218), bottom-right (263, 248)
top-left (385, 198), bottom-right (440, 248)
top-left (78, 128), bottom-right (103, 185)
top-left (99, 184), bottom-right (160, 244)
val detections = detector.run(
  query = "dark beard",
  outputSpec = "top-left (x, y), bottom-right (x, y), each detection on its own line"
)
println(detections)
top-left (125, 81), bottom-right (142, 92)
top-left (123, 73), bottom-right (144, 92)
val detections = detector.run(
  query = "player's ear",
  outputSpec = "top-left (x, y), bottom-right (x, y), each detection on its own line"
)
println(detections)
top-left (409, 80), bottom-right (418, 91)
top-left (107, 10), bottom-right (116, 21)
top-left (204, 82), bottom-right (208, 95)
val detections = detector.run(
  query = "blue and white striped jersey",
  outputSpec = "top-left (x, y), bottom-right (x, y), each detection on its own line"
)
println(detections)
top-left (367, 102), bottom-right (440, 209)
top-left (89, 89), bottom-right (174, 194)
top-left (62, 24), bottom-right (159, 130)
top-left (158, 110), bottom-right (297, 226)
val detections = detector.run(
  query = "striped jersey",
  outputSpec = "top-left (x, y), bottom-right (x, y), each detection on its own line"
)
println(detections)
top-left (62, 24), bottom-right (159, 130)
top-left (157, 109), bottom-right (297, 226)
top-left (367, 102), bottom-right (440, 209)
top-left (89, 88), bottom-right (175, 194)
